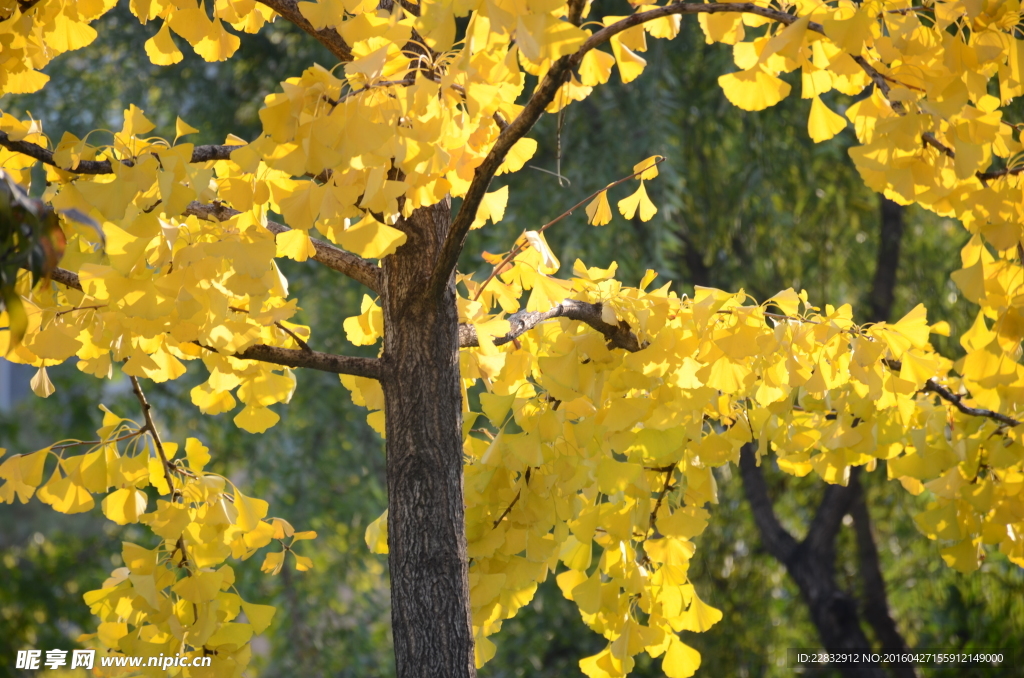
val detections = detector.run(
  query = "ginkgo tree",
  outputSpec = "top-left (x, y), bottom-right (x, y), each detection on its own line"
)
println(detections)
top-left (1, 0), bottom-right (1023, 676)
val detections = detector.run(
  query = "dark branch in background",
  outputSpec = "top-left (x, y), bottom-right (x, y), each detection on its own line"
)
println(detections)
top-left (739, 445), bottom-right (886, 678)
top-left (738, 443), bottom-right (799, 564)
top-left (457, 299), bottom-right (643, 352)
top-left (869, 199), bottom-right (904, 324)
top-left (858, 197), bottom-right (920, 678)
top-left (851, 476), bottom-right (918, 678)
top-left (0, 132), bottom-right (238, 174)
top-left (254, 0), bottom-right (353, 61)
top-left (733, 148), bottom-right (915, 676)
top-left (185, 201), bottom-right (381, 293)
top-left (38, 266), bottom-right (384, 379)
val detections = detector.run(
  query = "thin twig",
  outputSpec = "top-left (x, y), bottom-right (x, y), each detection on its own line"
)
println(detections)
top-left (229, 306), bottom-right (312, 352)
top-left (492, 468), bottom-right (531, 528)
top-left (472, 157), bottom-right (666, 302)
top-left (130, 376), bottom-right (196, 580)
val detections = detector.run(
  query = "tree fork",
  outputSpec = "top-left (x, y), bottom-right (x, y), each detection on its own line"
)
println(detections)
top-left (380, 199), bottom-right (475, 678)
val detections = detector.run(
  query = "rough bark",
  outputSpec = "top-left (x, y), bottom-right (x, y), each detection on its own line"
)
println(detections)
top-left (380, 199), bottom-right (475, 678)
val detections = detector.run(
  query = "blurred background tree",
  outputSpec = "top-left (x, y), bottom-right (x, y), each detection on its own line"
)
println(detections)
top-left (1, 7), bottom-right (1021, 678)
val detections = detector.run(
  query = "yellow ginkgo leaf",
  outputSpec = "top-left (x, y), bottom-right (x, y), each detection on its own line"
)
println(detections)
top-left (807, 96), bottom-right (847, 143)
top-left (662, 637), bottom-right (701, 678)
top-left (611, 36), bottom-right (647, 83)
top-left (472, 185), bottom-right (509, 230)
top-left (523, 230), bottom-right (560, 274)
top-left (276, 229), bottom-right (317, 262)
top-left (261, 550), bottom-right (285, 574)
top-left (617, 181), bottom-right (657, 221)
top-left (101, 487), bottom-right (148, 525)
top-left (30, 367), bottom-right (55, 398)
top-left (586, 190), bottom-right (613, 226)
top-left (175, 116), bottom-right (199, 138)
top-left (633, 156), bottom-right (661, 180)
top-left (333, 214), bottom-right (407, 259)
top-left (234, 404), bottom-right (281, 434)
top-left (365, 509), bottom-right (389, 554)
top-left (718, 67), bottom-right (792, 111)
top-left (579, 49), bottom-right (615, 87)
top-left (144, 22), bottom-right (183, 66)
top-left (241, 601), bottom-right (276, 634)
top-left (496, 138), bottom-right (538, 175)
top-left (195, 19), bottom-right (240, 62)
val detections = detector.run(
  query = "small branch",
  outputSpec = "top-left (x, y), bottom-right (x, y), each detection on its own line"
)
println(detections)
top-left (51, 430), bottom-right (143, 450)
top-left (923, 379), bottom-right (1021, 427)
top-left (882, 359), bottom-right (1021, 427)
top-left (738, 442), bottom-right (799, 564)
top-left (0, 132), bottom-right (238, 175)
top-left (130, 376), bottom-right (177, 494)
top-left (977, 164), bottom-right (1024, 181)
top-left (55, 303), bottom-right (106, 317)
top-left (37, 266), bottom-right (380, 378)
top-left (458, 299), bottom-right (643, 352)
top-left (48, 267), bottom-right (82, 291)
top-left (922, 132), bottom-right (954, 158)
top-left (254, 0), bottom-right (352, 61)
top-left (215, 343), bottom-right (385, 379)
top-left (185, 201), bottom-right (381, 293)
top-left (647, 465), bottom-right (675, 538)
top-left (492, 468), bottom-right (531, 528)
top-left (229, 305), bottom-right (311, 352)
top-left (471, 158), bottom-right (665, 302)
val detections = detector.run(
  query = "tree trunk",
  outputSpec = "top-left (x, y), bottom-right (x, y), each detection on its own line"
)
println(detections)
top-left (380, 199), bottom-right (476, 678)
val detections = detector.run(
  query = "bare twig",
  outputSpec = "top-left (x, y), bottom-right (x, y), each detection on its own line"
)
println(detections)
top-left (472, 158), bottom-right (665, 302)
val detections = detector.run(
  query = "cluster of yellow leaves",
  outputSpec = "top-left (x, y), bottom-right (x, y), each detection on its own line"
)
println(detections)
top-left (0, 109), bottom-right (314, 434)
top-left (341, 245), bottom-right (1024, 676)
top-left (0, 0), bottom-right (114, 94)
top-left (3, 0), bottom-right (1024, 675)
top-left (703, 0), bottom-right (1024, 441)
top-left (0, 405), bottom-right (315, 675)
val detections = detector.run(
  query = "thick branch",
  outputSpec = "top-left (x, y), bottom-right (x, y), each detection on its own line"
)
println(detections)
top-left (457, 299), bottom-right (643, 352)
top-left (868, 199), bottom-right (904, 324)
top-left (255, 0), bottom-right (352, 61)
top-left (738, 442), bottom-right (799, 564)
top-left (851, 476), bottom-right (919, 678)
top-left (804, 468), bottom-right (859, 562)
top-left (0, 132), bottom-right (238, 174)
top-left (185, 201), bottom-right (381, 293)
top-left (430, 57), bottom-right (576, 293)
top-left (431, 2), bottom-right (858, 292)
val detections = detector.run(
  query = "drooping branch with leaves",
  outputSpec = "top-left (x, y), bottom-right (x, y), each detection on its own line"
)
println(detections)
top-left (1, 0), bottom-right (1024, 677)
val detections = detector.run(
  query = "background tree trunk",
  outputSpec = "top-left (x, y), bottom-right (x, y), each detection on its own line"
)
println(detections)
top-left (733, 197), bottom-right (917, 678)
top-left (380, 199), bottom-right (476, 678)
